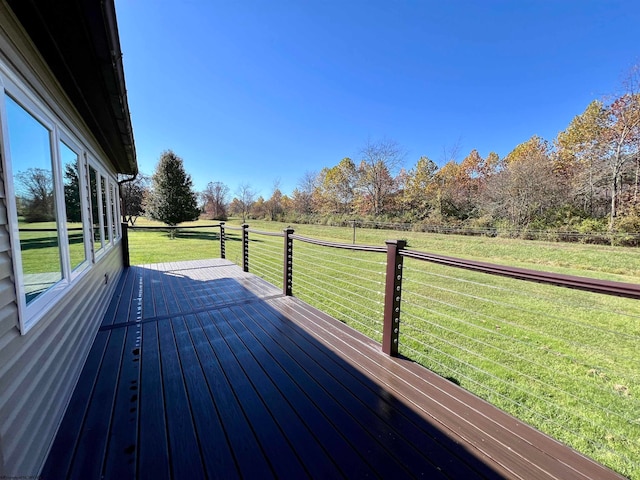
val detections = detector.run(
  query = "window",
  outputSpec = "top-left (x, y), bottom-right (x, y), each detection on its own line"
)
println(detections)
top-left (89, 165), bottom-right (102, 253)
top-left (60, 139), bottom-right (88, 271)
top-left (101, 176), bottom-right (109, 244)
top-left (0, 76), bottom-right (122, 333)
top-left (4, 94), bottom-right (62, 305)
top-left (110, 182), bottom-right (119, 240)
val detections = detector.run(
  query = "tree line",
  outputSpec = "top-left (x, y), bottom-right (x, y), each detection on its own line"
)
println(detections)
top-left (121, 66), bottom-right (640, 242)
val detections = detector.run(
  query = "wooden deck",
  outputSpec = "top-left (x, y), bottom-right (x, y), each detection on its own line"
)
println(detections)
top-left (42, 259), bottom-right (622, 479)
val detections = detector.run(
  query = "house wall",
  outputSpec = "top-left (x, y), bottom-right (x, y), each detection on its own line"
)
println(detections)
top-left (0, 3), bottom-right (125, 476)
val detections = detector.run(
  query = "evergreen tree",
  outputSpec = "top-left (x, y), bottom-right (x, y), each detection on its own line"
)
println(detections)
top-left (147, 150), bottom-right (200, 229)
top-left (64, 163), bottom-right (82, 223)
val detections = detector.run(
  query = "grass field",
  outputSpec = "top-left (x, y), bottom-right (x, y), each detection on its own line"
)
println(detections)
top-left (126, 217), bottom-right (640, 478)
top-left (19, 221), bottom-right (88, 273)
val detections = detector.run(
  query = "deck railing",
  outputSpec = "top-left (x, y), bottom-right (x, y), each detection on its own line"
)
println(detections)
top-left (121, 222), bottom-right (640, 477)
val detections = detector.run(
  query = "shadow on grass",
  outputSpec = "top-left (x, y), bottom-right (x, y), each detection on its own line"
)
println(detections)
top-left (20, 232), bottom-right (84, 251)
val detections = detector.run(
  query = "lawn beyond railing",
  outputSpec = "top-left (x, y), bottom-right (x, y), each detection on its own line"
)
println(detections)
top-left (121, 222), bottom-right (640, 478)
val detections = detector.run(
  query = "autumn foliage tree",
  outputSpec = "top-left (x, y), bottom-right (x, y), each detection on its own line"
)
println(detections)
top-left (357, 139), bottom-right (404, 216)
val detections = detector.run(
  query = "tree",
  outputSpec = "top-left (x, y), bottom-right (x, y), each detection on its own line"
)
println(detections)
top-left (201, 181), bottom-right (229, 220)
top-left (357, 139), bottom-right (404, 216)
top-left (291, 171), bottom-right (318, 215)
top-left (555, 100), bottom-right (609, 217)
top-left (64, 162), bottom-right (82, 223)
top-left (146, 150), bottom-right (200, 231)
top-left (402, 156), bottom-right (438, 217)
top-left (266, 189), bottom-right (283, 220)
top-left (16, 168), bottom-right (55, 222)
top-left (603, 88), bottom-right (640, 225)
top-left (250, 196), bottom-right (267, 219)
top-left (484, 136), bottom-right (562, 228)
top-left (232, 183), bottom-right (256, 223)
top-left (318, 158), bottom-right (358, 214)
top-left (119, 173), bottom-right (149, 226)
top-left (432, 160), bottom-right (463, 218)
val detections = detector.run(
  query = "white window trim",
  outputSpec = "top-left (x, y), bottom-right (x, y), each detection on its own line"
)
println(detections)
top-left (0, 68), bottom-right (121, 334)
top-left (0, 76), bottom-right (69, 333)
top-left (58, 132), bottom-right (91, 278)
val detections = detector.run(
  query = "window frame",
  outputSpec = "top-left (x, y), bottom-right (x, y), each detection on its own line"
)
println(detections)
top-left (57, 132), bottom-right (91, 277)
top-left (87, 161), bottom-right (120, 256)
top-left (0, 70), bottom-right (121, 334)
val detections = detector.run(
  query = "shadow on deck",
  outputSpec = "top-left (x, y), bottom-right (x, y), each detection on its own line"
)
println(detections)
top-left (42, 259), bottom-right (621, 479)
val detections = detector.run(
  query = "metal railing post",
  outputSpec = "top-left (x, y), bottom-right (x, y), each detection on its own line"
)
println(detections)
top-left (121, 222), bottom-right (130, 268)
top-left (382, 239), bottom-right (406, 356)
top-left (283, 227), bottom-right (294, 296)
top-left (242, 224), bottom-right (249, 272)
top-left (219, 222), bottom-right (226, 259)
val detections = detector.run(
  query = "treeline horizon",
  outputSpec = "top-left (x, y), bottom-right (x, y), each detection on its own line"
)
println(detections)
top-left (123, 66), bottom-right (640, 244)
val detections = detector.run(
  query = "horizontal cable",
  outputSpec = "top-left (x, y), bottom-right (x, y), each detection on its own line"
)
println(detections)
top-left (401, 248), bottom-right (640, 299)
top-left (400, 303), bottom-right (640, 420)
top-left (403, 266), bottom-right (640, 343)
top-left (398, 341), bottom-right (633, 467)
top-left (401, 281), bottom-right (640, 370)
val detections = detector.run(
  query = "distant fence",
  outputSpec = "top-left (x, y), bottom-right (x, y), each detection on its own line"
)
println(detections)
top-left (295, 218), bottom-right (640, 246)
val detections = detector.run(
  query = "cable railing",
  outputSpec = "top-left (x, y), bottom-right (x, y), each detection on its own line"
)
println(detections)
top-left (120, 222), bottom-right (640, 478)
top-left (291, 238), bottom-right (386, 341)
top-left (399, 260), bottom-right (640, 475)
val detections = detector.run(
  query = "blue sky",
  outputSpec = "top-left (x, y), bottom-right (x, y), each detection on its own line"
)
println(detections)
top-left (115, 0), bottom-right (640, 199)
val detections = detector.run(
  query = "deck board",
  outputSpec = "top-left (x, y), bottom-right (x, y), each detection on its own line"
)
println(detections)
top-left (42, 259), bottom-right (624, 480)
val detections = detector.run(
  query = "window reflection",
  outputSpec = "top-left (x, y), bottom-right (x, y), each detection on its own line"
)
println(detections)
top-left (101, 176), bottom-right (109, 244)
top-left (5, 95), bottom-right (62, 304)
top-left (60, 141), bottom-right (87, 270)
top-left (89, 166), bottom-right (101, 252)
top-left (110, 182), bottom-right (118, 239)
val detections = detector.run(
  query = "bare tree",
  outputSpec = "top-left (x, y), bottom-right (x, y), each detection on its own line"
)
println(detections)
top-left (16, 168), bottom-right (54, 222)
top-left (441, 135), bottom-right (463, 164)
top-left (604, 66), bottom-right (640, 226)
top-left (233, 183), bottom-right (256, 223)
top-left (291, 170), bottom-right (318, 215)
top-left (201, 181), bottom-right (229, 220)
top-left (119, 173), bottom-right (149, 226)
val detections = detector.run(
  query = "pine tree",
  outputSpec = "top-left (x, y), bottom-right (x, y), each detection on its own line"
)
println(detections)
top-left (147, 150), bottom-right (200, 231)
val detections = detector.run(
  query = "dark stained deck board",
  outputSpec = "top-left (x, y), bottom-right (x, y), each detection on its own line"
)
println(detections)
top-left (42, 259), bottom-right (624, 480)
top-left (274, 296), bottom-right (618, 480)
top-left (235, 300), bottom-right (496, 479)
top-left (223, 303), bottom-right (459, 479)
top-left (136, 321), bottom-right (170, 480)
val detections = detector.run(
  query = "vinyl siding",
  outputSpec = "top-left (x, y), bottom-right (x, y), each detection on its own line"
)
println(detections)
top-left (0, 3), bottom-right (127, 477)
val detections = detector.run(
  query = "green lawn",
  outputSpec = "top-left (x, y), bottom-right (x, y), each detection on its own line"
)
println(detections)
top-left (126, 217), bottom-right (640, 478)
top-left (19, 221), bottom-right (88, 274)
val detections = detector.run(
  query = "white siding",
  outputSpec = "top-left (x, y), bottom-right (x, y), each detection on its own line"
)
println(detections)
top-left (0, 3), bottom-right (127, 476)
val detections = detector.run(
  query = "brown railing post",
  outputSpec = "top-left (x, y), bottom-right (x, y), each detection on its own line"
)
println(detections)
top-left (283, 227), bottom-right (294, 296)
top-left (219, 222), bottom-right (226, 259)
top-left (242, 224), bottom-right (249, 272)
top-left (382, 239), bottom-right (406, 356)
top-left (121, 222), bottom-right (130, 268)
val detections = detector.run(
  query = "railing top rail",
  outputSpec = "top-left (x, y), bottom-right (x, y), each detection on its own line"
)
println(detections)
top-left (247, 228), bottom-right (284, 238)
top-left (401, 248), bottom-right (640, 299)
top-left (127, 224), bottom-right (222, 230)
top-left (290, 234), bottom-right (387, 253)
